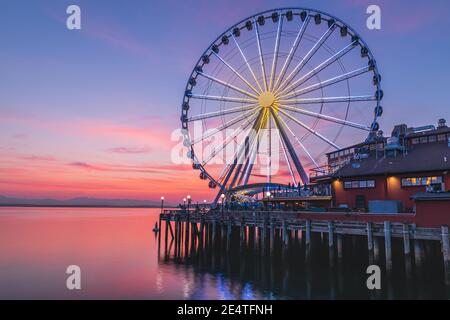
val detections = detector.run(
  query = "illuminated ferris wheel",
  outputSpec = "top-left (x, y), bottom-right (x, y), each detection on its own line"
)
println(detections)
top-left (180, 8), bottom-right (383, 200)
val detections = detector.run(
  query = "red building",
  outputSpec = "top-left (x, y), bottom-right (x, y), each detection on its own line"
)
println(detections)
top-left (311, 119), bottom-right (450, 215)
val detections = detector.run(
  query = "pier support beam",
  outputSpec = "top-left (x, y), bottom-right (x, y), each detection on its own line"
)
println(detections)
top-left (441, 225), bottom-right (450, 286)
top-left (328, 221), bottom-right (334, 248)
top-left (305, 220), bottom-right (311, 247)
top-left (414, 239), bottom-right (424, 267)
top-left (337, 234), bottom-right (343, 259)
top-left (403, 223), bottom-right (411, 255)
top-left (283, 219), bottom-right (289, 246)
top-left (384, 221), bottom-right (392, 271)
top-left (367, 222), bottom-right (373, 252)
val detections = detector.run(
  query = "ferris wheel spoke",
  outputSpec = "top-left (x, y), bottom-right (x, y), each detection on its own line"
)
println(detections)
top-left (281, 66), bottom-right (371, 99)
top-left (188, 93), bottom-right (257, 104)
top-left (187, 103), bottom-right (258, 122)
top-left (273, 15), bottom-right (311, 91)
top-left (269, 12), bottom-right (283, 91)
top-left (272, 113), bottom-right (297, 185)
top-left (202, 109), bottom-right (262, 166)
top-left (198, 72), bottom-right (259, 99)
top-left (231, 35), bottom-right (263, 93)
top-left (191, 108), bottom-right (259, 145)
top-left (277, 41), bottom-right (358, 97)
top-left (238, 129), bottom-right (262, 186)
top-left (270, 109), bottom-right (309, 184)
top-left (275, 23), bottom-right (337, 95)
top-left (254, 18), bottom-right (268, 91)
top-left (212, 52), bottom-right (260, 95)
top-left (279, 95), bottom-right (377, 105)
top-left (277, 107), bottom-right (341, 150)
top-left (277, 115), bottom-right (320, 169)
top-left (278, 104), bottom-right (371, 131)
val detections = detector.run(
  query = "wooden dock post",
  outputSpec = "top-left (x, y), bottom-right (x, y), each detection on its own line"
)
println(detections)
top-left (305, 220), bottom-right (311, 247)
top-left (384, 221), bottom-right (392, 271)
top-left (403, 223), bottom-right (411, 255)
top-left (337, 234), bottom-right (343, 259)
top-left (270, 218), bottom-right (275, 252)
top-left (212, 218), bottom-right (217, 243)
top-left (366, 222), bottom-right (373, 252)
top-left (328, 221), bottom-right (334, 248)
top-left (283, 219), bottom-right (289, 246)
top-left (414, 239), bottom-right (424, 267)
top-left (441, 225), bottom-right (450, 285)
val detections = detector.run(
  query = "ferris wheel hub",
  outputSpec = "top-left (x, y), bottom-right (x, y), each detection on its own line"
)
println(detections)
top-left (258, 91), bottom-right (276, 108)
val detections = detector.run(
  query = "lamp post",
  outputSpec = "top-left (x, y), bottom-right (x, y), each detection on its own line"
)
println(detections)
top-left (203, 199), bottom-right (207, 212)
top-left (160, 196), bottom-right (165, 212)
top-left (187, 195), bottom-right (191, 210)
top-left (266, 191), bottom-right (271, 212)
top-left (183, 198), bottom-right (186, 211)
top-left (220, 193), bottom-right (225, 218)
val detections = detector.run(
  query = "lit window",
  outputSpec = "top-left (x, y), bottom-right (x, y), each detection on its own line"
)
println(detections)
top-left (343, 180), bottom-right (376, 189)
top-left (401, 176), bottom-right (443, 187)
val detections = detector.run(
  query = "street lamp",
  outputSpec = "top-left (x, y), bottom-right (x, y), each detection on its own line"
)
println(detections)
top-left (266, 191), bottom-right (271, 212)
top-left (183, 198), bottom-right (186, 210)
top-left (203, 199), bottom-right (207, 212)
top-left (220, 193), bottom-right (225, 217)
top-left (187, 195), bottom-right (192, 214)
top-left (160, 196), bottom-right (165, 212)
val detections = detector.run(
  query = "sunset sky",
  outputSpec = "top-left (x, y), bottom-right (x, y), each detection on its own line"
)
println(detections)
top-left (1, 0), bottom-right (450, 203)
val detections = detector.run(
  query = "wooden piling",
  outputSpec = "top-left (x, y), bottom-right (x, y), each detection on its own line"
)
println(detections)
top-left (441, 225), bottom-right (450, 285)
top-left (403, 223), bottom-right (411, 255)
top-left (328, 221), bottom-right (334, 248)
top-left (283, 219), bottom-right (288, 246)
top-left (305, 220), bottom-right (311, 247)
top-left (384, 221), bottom-right (392, 271)
top-left (366, 222), bottom-right (373, 251)
top-left (337, 234), bottom-right (343, 259)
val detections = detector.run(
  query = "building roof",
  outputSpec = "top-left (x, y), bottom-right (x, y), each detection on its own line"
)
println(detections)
top-left (411, 192), bottom-right (450, 201)
top-left (332, 142), bottom-right (450, 178)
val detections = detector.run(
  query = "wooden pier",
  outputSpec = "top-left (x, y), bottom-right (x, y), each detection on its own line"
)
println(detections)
top-left (160, 209), bottom-right (450, 285)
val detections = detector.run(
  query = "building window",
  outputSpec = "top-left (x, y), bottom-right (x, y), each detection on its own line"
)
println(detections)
top-left (420, 136), bottom-right (428, 144)
top-left (438, 134), bottom-right (446, 141)
top-left (401, 176), bottom-right (443, 187)
top-left (428, 135), bottom-right (437, 143)
top-left (343, 180), bottom-right (376, 189)
top-left (411, 138), bottom-right (419, 145)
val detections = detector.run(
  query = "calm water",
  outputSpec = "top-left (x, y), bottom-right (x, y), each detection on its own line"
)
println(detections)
top-left (0, 207), bottom-right (448, 299)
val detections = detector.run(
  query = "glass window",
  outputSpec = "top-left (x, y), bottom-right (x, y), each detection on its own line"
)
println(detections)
top-left (367, 180), bottom-right (375, 188)
top-left (420, 136), bottom-right (428, 144)
top-left (438, 134), bottom-right (446, 141)
top-left (401, 176), bottom-right (443, 187)
top-left (411, 138), bottom-right (419, 145)
top-left (428, 135), bottom-right (436, 143)
top-left (359, 180), bottom-right (367, 188)
top-left (344, 182), bottom-right (352, 189)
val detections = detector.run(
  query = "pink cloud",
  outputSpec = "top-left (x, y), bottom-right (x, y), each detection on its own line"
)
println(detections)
top-left (107, 146), bottom-right (152, 154)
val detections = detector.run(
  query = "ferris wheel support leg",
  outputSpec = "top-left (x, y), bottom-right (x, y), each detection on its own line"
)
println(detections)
top-left (271, 109), bottom-right (309, 185)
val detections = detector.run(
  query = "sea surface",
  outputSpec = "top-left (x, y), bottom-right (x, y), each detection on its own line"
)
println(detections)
top-left (0, 207), bottom-right (448, 299)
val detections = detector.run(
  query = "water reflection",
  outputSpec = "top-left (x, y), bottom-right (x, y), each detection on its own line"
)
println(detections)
top-left (0, 207), bottom-right (448, 299)
top-left (159, 220), bottom-right (450, 300)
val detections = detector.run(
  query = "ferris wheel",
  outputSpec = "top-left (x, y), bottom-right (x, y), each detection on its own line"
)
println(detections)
top-left (180, 8), bottom-right (383, 200)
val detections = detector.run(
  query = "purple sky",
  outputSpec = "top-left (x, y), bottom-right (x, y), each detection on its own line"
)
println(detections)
top-left (1, 0), bottom-right (449, 201)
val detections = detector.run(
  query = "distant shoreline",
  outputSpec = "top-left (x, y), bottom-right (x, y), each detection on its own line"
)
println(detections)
top-left (0, 204), bottom-right (169, 209)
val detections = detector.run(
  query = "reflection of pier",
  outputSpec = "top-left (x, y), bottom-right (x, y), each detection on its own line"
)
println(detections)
top-left (159, 210), bottom-right (450, 288)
